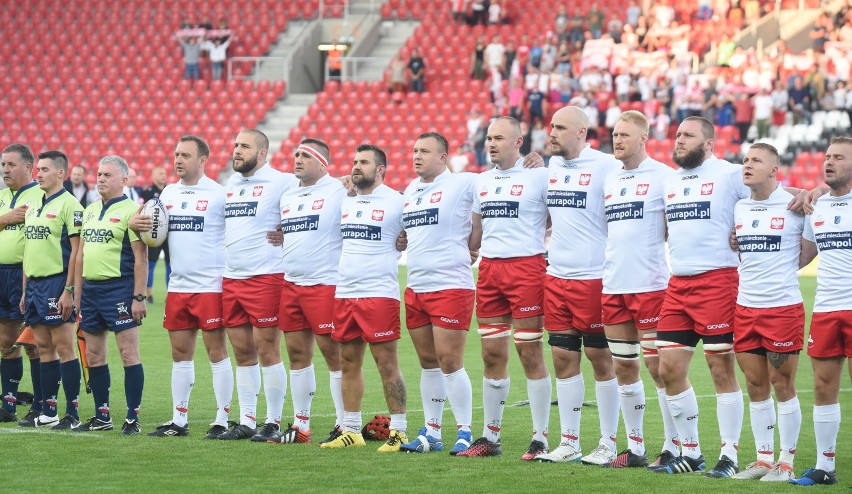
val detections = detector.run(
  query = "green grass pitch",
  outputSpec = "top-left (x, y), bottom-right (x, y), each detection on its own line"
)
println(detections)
top-left (2, 269), bottom-right (848, 493)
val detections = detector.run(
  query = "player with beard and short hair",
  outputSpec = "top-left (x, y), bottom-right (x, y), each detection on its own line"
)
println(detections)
top-left (598, 111), bottom-right (678, 468)
top-left (130, 136), bottom-right (234, 439)
top-left (270, 138), bottom-right (347, 446)
top-left (790, 136), bottom-right (852, 486)
top-left (0, 143), bottom-right (43, 424)
top-left (456, 117), bottom-right (551, 459)
top-left (652, 116), bottom-right (748, 476)
top-left (533, 107), bottom-right (622, 465)
top-left (20, 150), bottom-right (83, 430)
top-left (218, 129), bottom-right (298, 441)
top-left (320, 144), bottom-right (408, 452)
top-left (730, 143), bottom-right (813, 481)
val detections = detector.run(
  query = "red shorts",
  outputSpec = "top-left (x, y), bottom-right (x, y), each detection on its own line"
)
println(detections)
top-left (222, 274), bottom-right (283, 328)
top-left (163, 292), bottom-right (224, 331)
top-left (278, 281), bottom-right (336, 335)
top-left (658, 268), bottom-right (738, 337)
top-left (544, 276), bottom-right (604, 333)
top-left (404, 288), bottom-right (474, 331)
top-left (734, 303), bottom-right (805, 353)
top-left (772, 110), bottom-right (786, 127)
top-left (476, 255), bottom-right (545, 319)
top-left (332, 297), bottom-right (401, 343)
top-left (808, 311), bottom-right (852, 358)
top-left (602, 290), bottom-right (666, 331)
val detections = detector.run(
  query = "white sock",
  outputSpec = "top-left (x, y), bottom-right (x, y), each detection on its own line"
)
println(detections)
top-left (236, 364), bottom-right (261, 427)
top-left (171, 361), bottom-right (194, 427)
top-left (813, 403), bottom-right (840, 472)
top-left (261, 363), bottom-right (287, 426)
top-left (749, 398), bottom-right (776, 463)
top-left (390, 413), bottom-right (407, 433)
top-left (290, 364), bottom-right (316, 432)
top-left (210, 358), bottom-right (234, 426)
top-left (420, 368), bottom-right (446, 439)
top-left (667, 387), bottom-right (701, 459)
top-left (619, 380), bottom-right (646, 456)
top-left (528, 375), bottom-right (552, 443)
top-left (717, 390), bottom-right (743, 463)
top-left (343, 410), bottom-right (362, 434)
top-left (444, 368), bottom-right (472, 433)
top-left (777, 396), bottom-right (801, 466)
top-left (596, 378), bottom-right (619, 451)
top-left (556, 374), bottom-right (584, 450)
top-left (657, 386), bottom-right (680, 454)
top-left (482, 377), bottom-right (510, 443)
top-left (329, 370), bottom-right (343, 427)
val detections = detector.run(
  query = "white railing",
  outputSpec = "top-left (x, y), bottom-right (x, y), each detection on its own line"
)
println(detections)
top-left (326, 56), bottom-right (388, 82)
top-left (228, 56), bottom-right (292, 83)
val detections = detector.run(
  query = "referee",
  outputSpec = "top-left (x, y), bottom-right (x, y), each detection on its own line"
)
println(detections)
top-left (74, 155), bottom-right (148, 434)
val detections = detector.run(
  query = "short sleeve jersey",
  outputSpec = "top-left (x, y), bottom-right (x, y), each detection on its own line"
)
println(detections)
top-left (403, 170), bottom-right (477, 292)
top-left (547, 146), bottom-right (621, 280)
top-left (224, 164), bottom-right (298, 279)
top-left (473, 158), bottom-right (549, 259)
top-left (603, 157), bottom-right (675, 294)
top-left (336, 184), bottom-right (404, 300)
top-left (663, 157), bottom-right (749, 276)
top-left (280, 174), bottom-right (346, 286)
top-left (160, 176), bottom-right (226, 293)
top-left (0, 182), bottom-right (43, 264)
top-left (803, 192), bottom-right (852, 312)
top-left (81, 195), bottom-right (140, 281)
top-left (23, 189), bottom-right (83, 278)
top-left (734, 185), bottom-right (804, 308)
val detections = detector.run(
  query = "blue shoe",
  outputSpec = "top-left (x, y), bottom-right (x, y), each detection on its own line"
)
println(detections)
top-left (399, 427), bottom-right (444, 453)
top-left (789, 468), bottom-right (837, 486)
top-left (449, 430), bottom-right (473, 456)
top-left (654, 455), bottom-right (706, 474)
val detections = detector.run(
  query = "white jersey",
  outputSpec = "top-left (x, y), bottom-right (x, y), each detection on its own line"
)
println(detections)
top-left (280, 175), bottom-right (346, 286)
top-left (664, 156), bottom-right (749, 276)
top-left (403, 170), bottom-right (477, 292)
top-left (547, 145), bottom-right (621, 280)
top-left (603, 157), bottom-right (675, 293)
top-left (803, 192), bottom-right (852, 312)
top-left (160, 176), bottom-right (226, 293)
top-left (336, 184), bottom-right (404, 300)
top-left (473, 158), bottom-right (549, 259)
top-left (224, 164), bottom-right (298, 279)
top-left (734, 185), bottom-right (805, 307)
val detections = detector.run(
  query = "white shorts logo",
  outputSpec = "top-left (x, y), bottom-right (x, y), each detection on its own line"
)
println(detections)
top-left (374, 330), bottom-right (395, 337)
top-left (705, 323), bottom-right (730, 330)
top-left (519, 306), bottom-right (541, 312)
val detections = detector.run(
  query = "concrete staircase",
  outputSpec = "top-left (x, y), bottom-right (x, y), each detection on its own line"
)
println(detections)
top-left (349, 20), bottom-right (419, 81)
top-left (261, 93), bottom-right (318, 156)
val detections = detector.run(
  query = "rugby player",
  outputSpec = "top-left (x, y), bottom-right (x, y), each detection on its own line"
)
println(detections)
top-left (20, 150), bottom-right (83, 429)
top-left (74, 155), bottom-right (148, 434)
top-left (790, 136), bottom-right (852, 486)
top-left (271, 139), bottom-right (346, 445)
top-left (319, 144), bottom-right (408, 452)
top-left (456, 117), bottom-right (551, 459)
top-left (598, 111), bottom-right (677, 468)
top-left (133, 136), bottom-right (234, 438)
top-left (0, 144), bottom-right (47, 424)
top-left (729, 143), bottom-right (813, 481)
top-left (218, 129), bottom-right (297, 441)
top-left (535, 106), bottom-right (621, 465)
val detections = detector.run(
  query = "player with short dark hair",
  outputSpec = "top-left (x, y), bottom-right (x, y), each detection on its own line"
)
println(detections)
top-left (74, 155), bottom-right (148, 434)
top-left (0, 143), bottom-right (44, 424)
top-left (319, 144), bottom-right (409, 452)
top-left (730, 143), bottom-right (814, 481)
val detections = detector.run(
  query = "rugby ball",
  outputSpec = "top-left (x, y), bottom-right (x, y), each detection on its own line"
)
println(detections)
top-left (139, 199), bottom-right (169, 248)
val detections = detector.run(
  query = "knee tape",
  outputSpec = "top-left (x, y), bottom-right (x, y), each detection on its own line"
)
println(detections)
top-left (607, 338), bottom-right (640, 360)
top-left (513, 329), bottom-right (544, 344)
top-left (548, 333), bottom-right (581, 352)
top-left (477, 323), bottom-right (511, 339)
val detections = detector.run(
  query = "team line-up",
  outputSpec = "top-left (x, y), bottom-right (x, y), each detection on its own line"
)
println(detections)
top-left (0, 108), bottom-right (849, 487)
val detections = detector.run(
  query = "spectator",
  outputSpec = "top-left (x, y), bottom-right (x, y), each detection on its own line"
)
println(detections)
top-left (622, 24), bottom-right (639, 49)
top-left (484, 35), bottom-right (506, 77)
top-left (530, 119), bottom-right (549, 156)
top-left (810, 12), bottom-right (832, 53)
top-left (607, 18), bottom-right (623, 43)
top-left (588, 3), bottom-right (605, 39)
top-left (471, 36), bottom-right (486, 80)
top-left (509, 77), bottom-right (526, 120)
top-left (788, 76), bottom-right (811, 124)
top-left (650, 105), bottom-right (671, 140)
top-left (540, 36), bottom-right (557, 73)
top-left (626, 0), bottom-right (642, 26)
top-left (733, 92), bottom-right (754, 143)
top-left (504, 40), bottom-right (517, 78)
top-left (408, 49), bottom-right (425, 93)
top-left (752, 88), bottom-right (774, 139)
top-left (327, 39), bottom-right (344, 79)
top-left (716, 35), bottom-right (737, 67)
top-left (527, 85), bottom-right (548, 123)
top-left (832, 80), bottom-right (848, 111)
top-left (516, 34), bottom-right (531, 73)
top-left (771, 80), bottom-right (789, 127)
top-left (64, 164), bottom-right (89, 207)
top-left (556, 40), bottom-right (572, 75)
top-left (452, 0), bottom-right (468, 24)
top-left (614, 70), bottom-right (631, 102)
top-left (604, 98), bottom-right (622, 139)
top-left (449, 145), bottom-right (471, 172)
top-left (177, 34), bottom-right (203, 80)
top-left (467, 109), bottom-right (487, 166)
top-left (470, 0), bottom-right (486, 25)
top-left (570, 7), bottom-right (586, 44)
top-left (488, 0), bottom-right (502, 24)
top-left (555, 5), bottom-right (570, 33)
top-left (702, 78), bottom-right (719, 124)
top-left (203, 34), bottom-right (232, 81)
top-left (389, 53), bottom-right (407, 92)
top-left (123, 168), bottom-right (143, 203)
top-left (652, 0), bottom-right (675, 28)
top-left (519, 120), bottom-right (532, 156)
